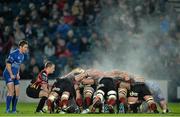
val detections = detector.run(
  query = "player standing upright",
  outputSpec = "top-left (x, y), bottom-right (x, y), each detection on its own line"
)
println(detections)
top-left (3, 40), bottom-right (28, 113)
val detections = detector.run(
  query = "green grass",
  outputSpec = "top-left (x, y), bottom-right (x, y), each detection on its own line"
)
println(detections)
top-left (0, 103), bottom-right (179, 116)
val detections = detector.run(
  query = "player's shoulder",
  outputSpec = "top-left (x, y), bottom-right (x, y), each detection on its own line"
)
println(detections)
top-left (146, 81), bottom-right (159, 87)
top-left (41, 70), bottom-right (47, 76)
top-left (10, 49), bottom-right (19, 55)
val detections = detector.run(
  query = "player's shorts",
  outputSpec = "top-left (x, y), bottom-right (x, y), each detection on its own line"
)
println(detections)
top-left (26, 85), bottom-right (41, 98)
top-left (128, 83), bottom-right (152, 100)
top-left (3, 72), bottom-right (19, 85)
top-left (97, 77), bottom-right (116, 95)
top-left (52, 79), bottom-right (75, 99)
top-left (150, 86), bottom-right (165, 103)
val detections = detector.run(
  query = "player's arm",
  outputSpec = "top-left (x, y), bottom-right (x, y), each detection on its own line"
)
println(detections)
top-left (41, 72), bottom-right (49, 93)
top-left (41, 83), bottom-right (49, 93)
top-left (81, 77), bottom-right (94, 85)
top-left (48, 84), bottom-right (53, 91)
top-left (6, 54), bottom-right (15, 79)
top-left (74, 83), bottom-right (81, 96)
top-left (73, 79), bottom-right (82, 98)
top-left (16, 70), bottom-right (20, 80)
top-left (74, 72), bottom-right (88, 82)
top-left (6, 63), bottom-right (15, 79)
top-left (74, 83), bottom-right (83, 108)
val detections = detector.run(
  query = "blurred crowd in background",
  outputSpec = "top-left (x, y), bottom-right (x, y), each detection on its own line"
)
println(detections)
top-left (0, 0), bottom-right (180, 81)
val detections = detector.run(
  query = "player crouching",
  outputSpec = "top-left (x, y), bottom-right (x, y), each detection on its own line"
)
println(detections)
top-left (43, 77), bottom-right (78, 113)
top-left (122, 81), bottom-right (159, 113)
top-left (91, 77), bottom-right (117, 113)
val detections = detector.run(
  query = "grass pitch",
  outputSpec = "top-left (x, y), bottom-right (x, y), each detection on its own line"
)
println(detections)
top-left (0, 103), bottom-right (179, 117)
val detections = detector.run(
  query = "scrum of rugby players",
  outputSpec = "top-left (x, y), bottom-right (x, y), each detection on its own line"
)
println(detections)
top-left (42, 68), bottom-right (169, 114)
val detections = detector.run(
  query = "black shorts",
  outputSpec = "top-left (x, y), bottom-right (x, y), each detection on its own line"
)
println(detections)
top-left (52, 78), bottom-right (75, 99)
top-left (97, 77), bottom-right (116, 95)
top-left (26, 85), bottom-right (41, 98)
top-left (128, 83), bottom-right (152, 100)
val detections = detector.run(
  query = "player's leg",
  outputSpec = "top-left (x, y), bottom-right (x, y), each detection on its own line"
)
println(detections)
top-left (35, 90), bottom-right (49, 113)
top-left (127, 96), bottom-right (140, 113)
top-left (107, 90), bottom-right (117, 113)
top-left (103, 78), bottom-right (117, 113)
top-left (46, 91), bottom-right (59, 113)
top-left (141, 84), bottom-right (158, 113)
top-left (60, 91), bottom-right (70, 110)
top-left (6, 82), bottom-right (15, 113)
top-left (91, 79), bottom-right (107, 113)
top-left (143, 95), bottom-right (158, 113)
top-left (118, 82), bottom-right (128, 104)
top-left (84, 86), bottom-right (94, 107)
top-left (91, 89), bottom-right (104, 113)
top-left (159, 99), bottom-right (169, 113)
top-left (92, 89), bottom-right (104, 107)
top-left (154, 89), bottom-right (169, 113)
top-left (81, 85), bottom-right (94, 114)
top-left (118, 81), bottom-right (129, 113)
top-left (75, 90), bottom-right (83, 112)
top-left (12, 82), bottom-right (20, 113)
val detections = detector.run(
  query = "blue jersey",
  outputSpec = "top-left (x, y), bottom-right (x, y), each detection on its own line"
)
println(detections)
top-left (3, 49), bottom-right (25, 78)
top-left (145, 81), bottom-right (165, 102)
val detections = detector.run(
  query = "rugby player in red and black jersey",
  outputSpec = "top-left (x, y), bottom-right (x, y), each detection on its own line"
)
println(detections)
top-left (44, 68), bottom-right (86, 113)
top-left (26, 61), bottom-right (55, 113)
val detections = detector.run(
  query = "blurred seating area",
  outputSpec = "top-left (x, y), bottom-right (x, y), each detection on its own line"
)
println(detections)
top-left (0, 0), bottom-right (180, 81)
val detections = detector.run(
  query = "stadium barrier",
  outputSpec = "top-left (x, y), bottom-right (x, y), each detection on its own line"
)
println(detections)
top-left (178, 87), bottom-right (180, 99)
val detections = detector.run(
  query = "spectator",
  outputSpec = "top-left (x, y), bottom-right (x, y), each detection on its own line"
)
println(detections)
top-left (31, 65), bottom-right (40, 78)
top-left (0, 38), bottom-right (4, 71)
top-left (19, 63), bottom-right (31, 79)
top-left (14, 26), bottom-right (25, 45)
top-left (160, 15), bottom-right (170, 36)
top-left (79, 36), bottom-right (90, 53)
top-left (36, 24), bottom-right (45, 40)
top-left (28, 57), bottom-right (40, 74)
top-left (55, 38), bottom-right (71, 58)
top-left (71, 0), bottom-right (84, 16)
top-left (25, 22), bottom-right (33, 39)
top-left (3, 34), bottom-right (15, 54)
top-left (63, 10), bottom-right (75, 25)
top-left (56, 18), bottom-right (71, 39)
top-left (44, 41), bottom-right (55, 57)
top-left (3, 26), bottom-right (12, 41)
top-left (0, 38), bottom-right (3, 53)
top-left (0, 17), bottom-right (4, 39)
top-left (0, 0), bottom-right (179, 82)
top-left (66, 29), bottom-right (74, 41)
top-left (63, 57), bottom-right (77, 74)
top-left (66, 38), bottom-right (80, 56)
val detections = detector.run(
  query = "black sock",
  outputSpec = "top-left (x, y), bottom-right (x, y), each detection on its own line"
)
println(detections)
top-left (36, 97), bottom-right (47, 112)
top-left (83, 99), bottom-right (87, 109)
top-left (130, 103), bottom-right (140, 113)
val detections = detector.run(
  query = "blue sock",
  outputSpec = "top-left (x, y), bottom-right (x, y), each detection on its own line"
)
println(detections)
top-left (12, 96), bottom-right (19, 112)
top-left (6, 96), bottom-right (12, 112)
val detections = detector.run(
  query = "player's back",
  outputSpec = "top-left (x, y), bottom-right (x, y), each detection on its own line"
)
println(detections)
top-left (54, 77), bottom-right (73, 88)
top-left (145, 81), bottom-right (162, 95)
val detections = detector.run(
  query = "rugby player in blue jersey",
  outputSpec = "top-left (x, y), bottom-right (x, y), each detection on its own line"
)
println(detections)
top-left (3, 40), bottom-right (28, 113)
top-left (145, 81), bottom-right (169, 113)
